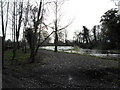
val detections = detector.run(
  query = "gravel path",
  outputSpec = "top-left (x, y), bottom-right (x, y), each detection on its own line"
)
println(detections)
top-left (2, 49), bottom-right (120, 89)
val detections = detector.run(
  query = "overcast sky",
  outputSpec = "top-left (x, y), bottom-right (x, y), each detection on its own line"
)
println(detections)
top-left (0, 0), bottom-right (117, 40)
top-left (62, 0), bottom-right (117, 40)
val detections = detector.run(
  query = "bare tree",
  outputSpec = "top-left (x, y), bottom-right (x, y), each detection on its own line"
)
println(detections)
top-left (92, 25), bottom-right (97, 42)
top-left (22, 0), bottom-right (29, 53)
top-left (0, 0), bottom-right (9, 68)
top-left (49, 0), bottom-right (71, 52)
top-left (10, 1), bottom-right (24, 63)
top-left (82, 26), bottom-right (91, 44)
top-left (25, 0), bottom-right (57, 63)
top-left (25, 0), bottom-right (43, 63)
top-left (11, 1), bottom-right (16, 62)
top-left (16, 1), bottom-right (23, 49)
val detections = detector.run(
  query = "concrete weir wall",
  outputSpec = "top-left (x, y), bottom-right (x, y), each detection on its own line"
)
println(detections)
top-left (0, 37), bottom-right (2, 89)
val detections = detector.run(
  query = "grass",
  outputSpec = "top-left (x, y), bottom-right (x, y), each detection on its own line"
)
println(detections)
top-left (4, 49), bottom-right (30, 63)
top-left (4, 49), bottom-right (53, 72)
top-left (4, 48), bottom-right (119, 73)
top-left (59, 49), bottom-right (120, 62)
top-left (82, 53), bottom-right (120, 62)
top-left (41, 47), bottom-right (120, 62)
top-left (70, 45), bottom-right (80, 52)
top-left (4, 49), bottom-right (31, 71)
top-left (40, 48), bottom-right (119, 63)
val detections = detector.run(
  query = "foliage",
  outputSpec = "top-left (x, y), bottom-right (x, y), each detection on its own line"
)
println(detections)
top-left (73, 26), bottom-right (93, 49)
top-left (100, 8), bottom-right (120, 49)
top-left (82, 26), bottom-right (90, 44)
top-left (4, 50), bottom-right (30, 67)
top-left (74, 8), bottom-right (120, 50)
top-left (73, 45), bottom-right (80, 52)
top-left (25, 28), bottom-right (36, 49)
top-left (25, 27), bottom-right (37, 63)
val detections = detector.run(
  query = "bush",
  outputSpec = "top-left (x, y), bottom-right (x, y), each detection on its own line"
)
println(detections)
top-left (96, 42), bottom-right (115, 50)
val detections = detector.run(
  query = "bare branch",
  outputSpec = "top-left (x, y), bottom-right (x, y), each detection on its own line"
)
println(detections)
top-left (58, 20), bottom-right (73, 31)
top-left (5, 2), bottom-right (9, 36)
top-left (1, 0), bottom-right (5, 38)
top-left (37, 0), bottom-right (42, 22)
top-left (35, 31), bottom-right (54, 55)
top-left (111, 0), bottom-right (120, 6)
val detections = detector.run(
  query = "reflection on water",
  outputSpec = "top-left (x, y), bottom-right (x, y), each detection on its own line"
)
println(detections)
top-left (40, 46), bottom-right (73, 51)
top-left (40, 46), bottom-right (120, 59)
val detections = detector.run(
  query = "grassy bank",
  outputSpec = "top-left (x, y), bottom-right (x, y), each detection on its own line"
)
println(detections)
top-left (4, 49), bottom-right (31, 71)
top-left (4, 49), bottom-right (119, 72)
top-left (59, 50), bottom-right (120, 62)
top-left (4, 49), bottom-right (53, 72)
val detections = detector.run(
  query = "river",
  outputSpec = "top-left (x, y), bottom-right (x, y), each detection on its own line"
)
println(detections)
top-left (40, 46), bottom-right (120, 60)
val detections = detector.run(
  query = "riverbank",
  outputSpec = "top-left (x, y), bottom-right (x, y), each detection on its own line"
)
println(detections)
top-left (40, 46), bottom-right (120, 61)
top-left (2, 49), bottom-right (120, 89)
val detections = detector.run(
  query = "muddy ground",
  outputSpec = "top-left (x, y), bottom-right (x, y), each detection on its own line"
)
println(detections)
top-left (2, 49), bottom-right (120, 89)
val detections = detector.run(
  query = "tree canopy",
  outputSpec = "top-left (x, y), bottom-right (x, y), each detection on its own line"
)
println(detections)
top-left (100, 8), bottom-right (120, 49)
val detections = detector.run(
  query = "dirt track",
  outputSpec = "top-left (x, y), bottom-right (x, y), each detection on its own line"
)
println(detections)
top-left (2, 49), bottom-right (120, 89)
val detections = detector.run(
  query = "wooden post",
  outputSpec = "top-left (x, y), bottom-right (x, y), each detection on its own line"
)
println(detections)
top-left (0, 37), bottom-right (2, 89)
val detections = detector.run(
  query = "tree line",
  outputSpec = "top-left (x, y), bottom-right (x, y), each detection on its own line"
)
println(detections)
top-left (73, 8), bottom-right (120, 50)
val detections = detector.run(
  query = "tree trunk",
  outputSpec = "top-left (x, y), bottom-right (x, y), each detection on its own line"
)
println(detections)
top-left (30, 48), bottom-right (35, 63)
top-left (11, 1), bottom-right (16, 64)
top-left (54, 19), bottom-right (58, 52)
top-left (24, 42), bottom-right (27, 53)
top-left (54, 31), bottom-right (58, 52)
top-left (93, 26), bottom-right (97, 43)
top-left (2, 37), bottom-right (5, 69)
top-left (1, 1), bottom-right (5, 68)
top-left (12, 44), bottom-right (16, 64)
top-left (16, 35), bottom-right (20, 49)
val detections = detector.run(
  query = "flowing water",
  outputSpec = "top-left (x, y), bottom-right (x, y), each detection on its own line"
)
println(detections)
top-left (40, 46), bottom-right (120, 59)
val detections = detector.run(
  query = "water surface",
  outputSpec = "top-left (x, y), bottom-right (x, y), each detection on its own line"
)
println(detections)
top-left (40, 46), bottom-right (120, 59)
